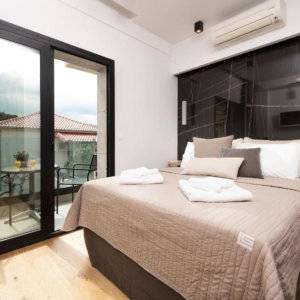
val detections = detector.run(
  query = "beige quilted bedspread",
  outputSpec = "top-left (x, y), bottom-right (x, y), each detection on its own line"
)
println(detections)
top-left (63, 168), bottom-right (300, 300)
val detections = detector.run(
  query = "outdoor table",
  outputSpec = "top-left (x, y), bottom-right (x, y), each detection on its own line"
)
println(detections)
top-left (1, 165), bottom-right (58, 225)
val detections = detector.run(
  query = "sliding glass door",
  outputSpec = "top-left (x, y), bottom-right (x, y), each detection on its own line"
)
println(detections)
top-left (0, 20), bottom-right (114, 254)
top-left (0, 38), bottom-right (42, 241)
top-left (54, 51), bottom-right (107, 230)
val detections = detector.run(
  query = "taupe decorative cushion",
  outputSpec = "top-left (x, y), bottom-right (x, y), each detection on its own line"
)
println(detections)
top-left (193, 135), bottom-right (234, 158)
top-left (181, 157), bottom-right (244, 179)
top-left (221, 148), bottom-right (263, 179)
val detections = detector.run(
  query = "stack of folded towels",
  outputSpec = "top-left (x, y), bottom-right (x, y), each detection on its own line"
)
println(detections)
top-left (120, 167), bottom-right (164, 185)
top-left (179, 177), bottom-right (253, 202)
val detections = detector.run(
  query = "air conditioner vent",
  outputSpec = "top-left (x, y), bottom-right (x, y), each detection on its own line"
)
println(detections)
top-left (212, 0), bottom-right (286, 46)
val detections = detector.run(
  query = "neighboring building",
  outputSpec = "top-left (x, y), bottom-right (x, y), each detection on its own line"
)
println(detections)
top-left (0, 112), bottom-right (97, 169)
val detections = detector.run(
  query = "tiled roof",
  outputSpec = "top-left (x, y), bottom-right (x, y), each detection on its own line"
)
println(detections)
top-left (55, 132), bottom-right (97, 142)
top-left (0, 112), bottom-right (97, 133)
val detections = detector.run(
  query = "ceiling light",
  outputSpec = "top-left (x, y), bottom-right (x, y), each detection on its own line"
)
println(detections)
top-left (194, 21), bottom-right (204, 34)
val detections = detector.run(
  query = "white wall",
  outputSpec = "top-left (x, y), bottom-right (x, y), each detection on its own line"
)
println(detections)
top-left (2, 0), bottom-right (300, 174)
top-left (0, 0), bottom-right (178, 174)
top-left (171, 0), bottom-right (300, 74)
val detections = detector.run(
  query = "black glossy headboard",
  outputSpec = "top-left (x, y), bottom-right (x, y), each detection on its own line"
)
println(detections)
top-left (177, 36), bottom-right (300, 159)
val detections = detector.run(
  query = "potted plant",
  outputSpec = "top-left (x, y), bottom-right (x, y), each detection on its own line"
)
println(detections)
top-left (14, 151), bottom-right (29, 168)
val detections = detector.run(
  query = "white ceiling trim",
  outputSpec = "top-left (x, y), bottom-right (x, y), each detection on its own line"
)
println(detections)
top-left (57, 0), bottom-right (172, 55)
top-left (98, 0), bottom-right (138, 18)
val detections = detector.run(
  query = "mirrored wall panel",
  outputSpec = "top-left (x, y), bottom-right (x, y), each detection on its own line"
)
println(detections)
top-left (178, 37), bottom-right (300, 158)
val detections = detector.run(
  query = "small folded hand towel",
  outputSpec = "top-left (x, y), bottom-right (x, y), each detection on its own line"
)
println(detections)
top-left (179, 179), bottom-right (253, 203)
top-left (187, 177), bottom-right (234, 192)
top-left (120, 167), bottom-right (163, 185)
top-left (120, 167), bottom-right (159, 178)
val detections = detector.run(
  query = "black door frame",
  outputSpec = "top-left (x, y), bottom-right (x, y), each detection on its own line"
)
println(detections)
top-left (0, 19), bottom-right (115, 254)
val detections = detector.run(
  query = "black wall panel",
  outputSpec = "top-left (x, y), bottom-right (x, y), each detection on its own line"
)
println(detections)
top-left (177, 37), bottom-right (300, 158)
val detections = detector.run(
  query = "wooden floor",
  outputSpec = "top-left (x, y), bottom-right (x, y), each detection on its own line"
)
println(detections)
top-left (0, 230), bottom-right (128, 300)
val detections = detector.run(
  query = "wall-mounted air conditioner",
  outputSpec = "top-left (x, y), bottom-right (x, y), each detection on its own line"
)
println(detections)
top-left (212, 0), bottom-right (286, 46)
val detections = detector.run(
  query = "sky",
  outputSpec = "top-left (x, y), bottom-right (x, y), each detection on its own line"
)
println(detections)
top-left (0, 38), bottom-right (40, 116)
top-left (0, 38), bottom-right (98, 126)
top-left (54, 59), bottom-right (98, 126)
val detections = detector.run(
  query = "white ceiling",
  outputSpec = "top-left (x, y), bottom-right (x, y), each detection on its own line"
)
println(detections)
top-left (102, 0), bottom-right (267, 44)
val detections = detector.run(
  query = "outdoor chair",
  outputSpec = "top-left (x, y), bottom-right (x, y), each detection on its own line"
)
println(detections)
top-left (55, 154), bottom-right (97, 214)
top-left (0, 173), bottom-right (10, 197)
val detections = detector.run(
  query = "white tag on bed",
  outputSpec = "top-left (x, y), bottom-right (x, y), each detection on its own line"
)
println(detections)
top-left (237, 232), bottom-right (254, 251)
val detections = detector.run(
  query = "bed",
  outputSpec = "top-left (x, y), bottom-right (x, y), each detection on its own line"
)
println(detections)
top-left (63, 168), bottom-right (300, 300)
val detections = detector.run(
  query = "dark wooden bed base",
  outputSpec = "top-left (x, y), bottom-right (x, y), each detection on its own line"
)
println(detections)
top-left (84, 228), bottom-right (184, 300)
top-left (84, 228), bottom-right (300, 300)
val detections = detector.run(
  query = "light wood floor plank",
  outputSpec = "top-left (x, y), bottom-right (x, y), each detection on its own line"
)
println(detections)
top-left (0, 230), bottom-right (128, 300)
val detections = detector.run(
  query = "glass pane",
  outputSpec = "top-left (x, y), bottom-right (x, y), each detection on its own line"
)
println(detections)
top-left (0, 38), bottom-right (41, 240)
top-left (54, 51), bottom-right (106, 230)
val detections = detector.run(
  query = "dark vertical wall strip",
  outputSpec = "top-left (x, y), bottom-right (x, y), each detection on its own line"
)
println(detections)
top-left (177, 36), bottom-right (300, 159)
top-left (40, 45), bottom-right (55, 234)
top-left (106, 64), bottom-right (115, 177)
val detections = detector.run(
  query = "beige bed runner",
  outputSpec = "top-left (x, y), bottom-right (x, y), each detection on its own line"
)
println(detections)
top-left (63, 170), bottom-right (300, 300)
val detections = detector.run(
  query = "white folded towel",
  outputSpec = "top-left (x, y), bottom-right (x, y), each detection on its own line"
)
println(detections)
top-left (120, 167), bottom-right (159, 178)
top-left (187, 177), bottom-right (234, 192)
top-left (120, 167), bottom-right (163, 185)
top-left (179, 179), bottom-right (253, 203)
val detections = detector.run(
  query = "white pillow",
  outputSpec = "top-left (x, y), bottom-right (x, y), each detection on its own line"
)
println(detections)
top-left (180, 142), bottom-right (194, 168)
top-left (180, 139), bottom-right (243, 168)
top-left (234, 142), bottom-right (300, 179)
top-left (232, 138), bottom-right (244, 147)
top-left (243, 137), bottom-right (300, 144)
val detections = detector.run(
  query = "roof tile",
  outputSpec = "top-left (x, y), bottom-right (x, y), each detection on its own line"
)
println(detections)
top-left (0, 112), bottom-right (97, 133)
